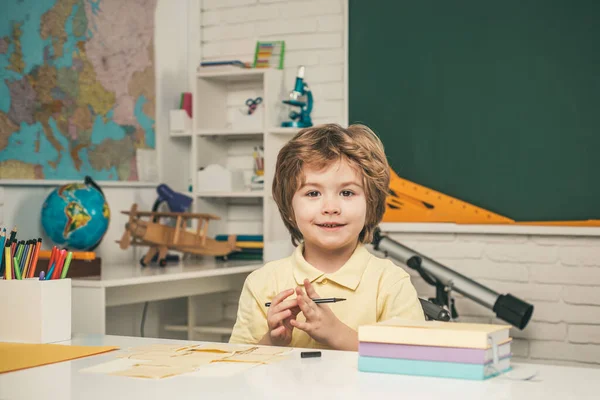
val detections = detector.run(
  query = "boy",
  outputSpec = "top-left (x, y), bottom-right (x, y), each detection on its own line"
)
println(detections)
top-left (229, 124), bottom-right (424, 351)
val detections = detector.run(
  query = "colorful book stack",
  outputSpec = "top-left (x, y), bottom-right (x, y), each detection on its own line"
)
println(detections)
top-left (216, 234), bottom-right (263, 261)
top-left (358, 318), bottom-right (512, 380)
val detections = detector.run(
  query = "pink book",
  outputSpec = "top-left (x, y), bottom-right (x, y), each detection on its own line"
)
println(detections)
top-left (182, 92), bottom-right (192, 118)
top-left (359, 340), bottom-right (512, 364)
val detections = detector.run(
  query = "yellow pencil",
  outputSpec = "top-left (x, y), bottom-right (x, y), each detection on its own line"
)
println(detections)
top-left (4, 246), bottom-right (12, 280)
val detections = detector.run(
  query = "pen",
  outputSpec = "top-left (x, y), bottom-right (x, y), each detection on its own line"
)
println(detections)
top-left (13, 257), bottom-right (21, 280)
top-left (265, 297), bottom-right (346, 307)
top-left (46, 262), bottom-right (55, 280)
top-left (52, 249), bottom-right (66, 280)
top-left (4, 246), bottom-right (12, 280)
top-left (28, 238), bottom-right (42, 278)
top-left (60, 251), bottom-right (73, 279)
top-left (39, 270), bottom-right (45, 280)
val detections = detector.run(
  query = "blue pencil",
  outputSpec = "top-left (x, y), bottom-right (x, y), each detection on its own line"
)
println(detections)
top-left (19, 241), bottom-right (30, 276)
top-left (46, 262), bottom-right (56, 280)
top-left (0, 234), bottom-right (5, 276)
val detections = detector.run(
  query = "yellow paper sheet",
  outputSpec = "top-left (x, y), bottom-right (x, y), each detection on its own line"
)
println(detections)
top-left (112, 364), bottom-right (195, 379)
top-left (252, 346), bottom-right (293, 356)
top-left (142, 353), bottom-right (224, 368)
top-left (184, 362), bottom-right (258, 377)
top-left (192, 343), bottom-right (256, 354)
top-left (215, 353), bottom-right (286, 364)
top-left (83, 342), bottom-right (291, 379)
top-left (0, 342), bottom-right (118, 374)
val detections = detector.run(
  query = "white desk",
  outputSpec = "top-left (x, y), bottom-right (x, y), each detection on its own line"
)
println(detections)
top-left (71, 260), bottom-right (261, 334)
top-left (1, 334), bottom-right (599, 400)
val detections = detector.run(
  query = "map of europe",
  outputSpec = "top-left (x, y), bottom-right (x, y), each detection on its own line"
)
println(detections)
top-left (0, 0), bottom-right (157, 180)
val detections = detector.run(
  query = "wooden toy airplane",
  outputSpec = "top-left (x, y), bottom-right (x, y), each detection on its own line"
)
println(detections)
top-left (118, 204), bottom-right (238, 267)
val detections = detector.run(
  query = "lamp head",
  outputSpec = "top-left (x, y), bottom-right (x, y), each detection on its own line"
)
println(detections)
top-left (156, 184), bottom-right (193, 213)
top-left (493, 294), bottom-right (534, 330)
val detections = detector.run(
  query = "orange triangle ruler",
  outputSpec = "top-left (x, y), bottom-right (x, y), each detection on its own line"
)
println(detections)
top-left (383, 169), bottom-right (600, 227)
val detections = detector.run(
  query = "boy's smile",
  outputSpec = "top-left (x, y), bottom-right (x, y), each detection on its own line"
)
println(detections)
top-left (291, 158), bottom-right (367, 257)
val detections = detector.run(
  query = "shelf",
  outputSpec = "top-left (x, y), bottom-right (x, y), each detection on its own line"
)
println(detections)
top-left (170, 131), bottom-right (192, 137)
top-left (378, 222), bottom-right (600, 237)
top-left (196, 191), bottom-right (264, 198)
top-left (0, 179), bottom-right (158, 188)
top-left (196, 129), bottom-right (263, 137)
top-left (164, 319), bottom-right (235, 336)
top-left (163, 324), bottom-right (188, 333)
top-left (268, 127), bottom-right (302, 135)
top-left (196, 68), bottom-right (269, 82)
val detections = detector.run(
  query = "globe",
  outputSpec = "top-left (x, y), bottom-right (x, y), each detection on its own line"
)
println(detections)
top-left (41, 178), bottom-right (110, 250)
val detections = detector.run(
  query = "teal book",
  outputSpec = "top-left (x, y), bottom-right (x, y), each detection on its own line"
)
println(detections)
top-left (358, 356), bottom-right (511, 381)
top-left (215, 234), bottom-right (263, 242)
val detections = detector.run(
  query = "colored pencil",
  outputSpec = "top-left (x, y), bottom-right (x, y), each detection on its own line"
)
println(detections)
top-left (4, 247), bottom-right (12, 280)
top-left (60, 252), bottom-right (73, 279)
top-left (28, 239), bottom-right (42, 278)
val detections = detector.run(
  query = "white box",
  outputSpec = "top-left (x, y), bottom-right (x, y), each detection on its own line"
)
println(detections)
top-left (0, 278), bottom-right (71, 343)
top-left (197, 164), bottom-right (245, 192)
top-left (169, 109), bottom-right (192, 133)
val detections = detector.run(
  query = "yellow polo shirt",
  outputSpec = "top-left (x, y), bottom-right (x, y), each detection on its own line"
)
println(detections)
top-left (229, 243), bottom-right (424, 349)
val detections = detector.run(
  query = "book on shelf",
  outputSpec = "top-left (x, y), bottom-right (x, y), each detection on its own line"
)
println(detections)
top-left (198, 60), bottom-right (252, 73)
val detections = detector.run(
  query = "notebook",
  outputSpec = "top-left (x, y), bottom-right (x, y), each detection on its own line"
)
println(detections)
top-left (358, 319), bottom-right (510, 349)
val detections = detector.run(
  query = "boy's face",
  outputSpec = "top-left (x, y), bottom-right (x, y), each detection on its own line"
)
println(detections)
top-left (291, 158), bottom-right (367, 253)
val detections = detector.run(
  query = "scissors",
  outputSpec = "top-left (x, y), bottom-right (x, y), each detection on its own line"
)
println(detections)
top-left (245, 97), bottom-right (263, 115)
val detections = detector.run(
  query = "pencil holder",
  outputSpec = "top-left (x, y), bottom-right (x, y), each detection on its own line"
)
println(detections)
top-left (0, 278), bottom-right (71, 343)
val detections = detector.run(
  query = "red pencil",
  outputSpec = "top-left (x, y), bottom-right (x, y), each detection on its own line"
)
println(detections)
top-left (28, 239), bottom-right (42, 278)
top-left (52, 249), bottom-right (67, 280)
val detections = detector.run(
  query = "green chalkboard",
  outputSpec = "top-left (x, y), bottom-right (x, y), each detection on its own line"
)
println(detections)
top-left (349, 0), bottom-right (600, 221)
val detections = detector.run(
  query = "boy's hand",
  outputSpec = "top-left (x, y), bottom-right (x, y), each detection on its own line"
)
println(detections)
top-left (261, 288), bottom-right (300, 347)
top-left (290, 279), bottom-right (358, 350)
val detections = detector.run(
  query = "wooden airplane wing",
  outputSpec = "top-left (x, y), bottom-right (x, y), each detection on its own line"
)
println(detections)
top-left (121, 210), bottom-right (221, 220)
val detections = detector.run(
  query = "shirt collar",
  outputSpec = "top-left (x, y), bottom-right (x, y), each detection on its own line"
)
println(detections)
top-left (291, 243), bottom-right (372, 291)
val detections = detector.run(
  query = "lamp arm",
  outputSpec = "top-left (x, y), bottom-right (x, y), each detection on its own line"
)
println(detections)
top-left (372, 228), bottom-right (534, 330)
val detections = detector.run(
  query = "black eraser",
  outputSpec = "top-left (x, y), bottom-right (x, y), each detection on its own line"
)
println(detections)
top-left (301, 351), bottom-right (321, 358)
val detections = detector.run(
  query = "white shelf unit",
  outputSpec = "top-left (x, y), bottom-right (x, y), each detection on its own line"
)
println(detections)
top-left (190, 68), bottom-right (297, 263)
top-left (164, 69), bottom-right (303, 342)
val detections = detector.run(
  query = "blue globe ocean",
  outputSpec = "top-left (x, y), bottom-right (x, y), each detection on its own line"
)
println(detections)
top-left (41, 181), bottom-right (110, 251)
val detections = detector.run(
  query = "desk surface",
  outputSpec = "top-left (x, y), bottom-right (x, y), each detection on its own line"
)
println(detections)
top-left (1, 334), bottom-right (598, 400)
top-left (72, 259), bottom-right (262, 288)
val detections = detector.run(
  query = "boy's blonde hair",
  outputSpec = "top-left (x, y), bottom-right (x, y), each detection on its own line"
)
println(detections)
top-left (272, 123), bottom-right (390, 246)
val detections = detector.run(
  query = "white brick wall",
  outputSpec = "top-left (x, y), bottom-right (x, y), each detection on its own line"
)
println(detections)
top-left (387, 231), bottom-right (600, 368)
top-left (200, 0), bottom-right (346, 126)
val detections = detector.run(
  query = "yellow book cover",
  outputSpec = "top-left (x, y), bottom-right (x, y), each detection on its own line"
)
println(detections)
top-left (358, 319), bottom-right (510, 349)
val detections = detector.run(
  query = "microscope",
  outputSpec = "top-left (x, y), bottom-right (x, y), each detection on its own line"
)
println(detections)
top-left (281, 66), bottom-right (313, 128)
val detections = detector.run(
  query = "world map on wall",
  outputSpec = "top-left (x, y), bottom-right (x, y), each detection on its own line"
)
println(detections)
top-left (0, 0), bottom-right (157, 181)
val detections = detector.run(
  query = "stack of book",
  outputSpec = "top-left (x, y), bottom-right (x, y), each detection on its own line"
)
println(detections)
top-left (358, 318), bottom-right (512, 380)
top-left (215, 234), bottom-right (263, 261)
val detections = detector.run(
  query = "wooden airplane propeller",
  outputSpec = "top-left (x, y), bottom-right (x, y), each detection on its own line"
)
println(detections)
top-left (118, 203), bottom-right (239, 267)
top-left (119, 203), bottom-right (138, 250)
